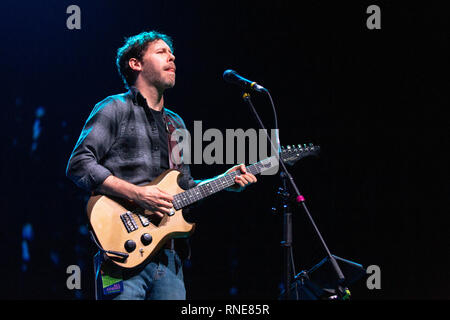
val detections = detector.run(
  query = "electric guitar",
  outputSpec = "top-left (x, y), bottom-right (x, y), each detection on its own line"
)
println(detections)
top-left (87, 143), bottom-right (320, 268)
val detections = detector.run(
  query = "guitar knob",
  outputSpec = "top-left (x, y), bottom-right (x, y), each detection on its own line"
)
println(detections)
top-left (124, 239), bottom-right (136, 252)
top-left (141, 233), bottom-right (153, 246)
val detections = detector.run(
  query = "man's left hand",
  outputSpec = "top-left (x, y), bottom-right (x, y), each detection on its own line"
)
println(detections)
top-left (225, 164), bottom-right (257, 192)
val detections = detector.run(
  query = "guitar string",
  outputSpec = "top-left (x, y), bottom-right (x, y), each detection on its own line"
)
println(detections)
top-left (172, 157), bottom-right (277, 209)
top-left (172, 149), bottom-right (304, 208)
top-left (127, 148), bottom-right (311, 213)
top-left (118, 148), bottom-right (312, 229)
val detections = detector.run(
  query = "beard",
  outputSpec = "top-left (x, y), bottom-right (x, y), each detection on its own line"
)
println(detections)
top-left (141, 66), bottom-right (175, 90)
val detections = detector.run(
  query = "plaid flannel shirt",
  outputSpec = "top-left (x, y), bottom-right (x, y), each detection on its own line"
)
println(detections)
top-left (66, 86), bottom-right (197, 193)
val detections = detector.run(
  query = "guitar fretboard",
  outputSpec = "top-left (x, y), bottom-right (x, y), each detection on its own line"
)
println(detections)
top-left (173, 156), bottom-right (276, 210)
top-left (172, 144), bottom-right (319, 210)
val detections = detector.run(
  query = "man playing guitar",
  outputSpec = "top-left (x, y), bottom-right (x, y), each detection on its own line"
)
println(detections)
top-left (66, 31), bottom-right (257, 300)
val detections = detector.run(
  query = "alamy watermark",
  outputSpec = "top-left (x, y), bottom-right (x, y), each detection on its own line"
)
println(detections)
top-left (65, 263), bottom-right (381, 292)
top-left (66, 5), bottom-right (381, 31)
top-left (366, 264), bottom-right (381, 290)
top-left (169, 121), bottom-right (281, 175)
top-left (66, 5), bottom-right (81, 30)
top-left (366, 5), bottom-right (381, 30)
top-left (66, 265), bottom-right (81, 290)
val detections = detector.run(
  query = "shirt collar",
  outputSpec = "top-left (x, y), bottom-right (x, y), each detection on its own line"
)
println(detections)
top-left (129, 86), bottom-right (166, 117)
top-left (129, 86), bottom-right (167, 115)
top-left (129, 86), bottom-right (146, 106)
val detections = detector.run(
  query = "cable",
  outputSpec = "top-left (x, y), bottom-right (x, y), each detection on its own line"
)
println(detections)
top-left (265, 90), bottom-right (281, 153)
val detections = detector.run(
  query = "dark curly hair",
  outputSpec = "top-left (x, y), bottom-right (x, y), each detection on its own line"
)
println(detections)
top-left (116, 31), bottom-right (174, 89)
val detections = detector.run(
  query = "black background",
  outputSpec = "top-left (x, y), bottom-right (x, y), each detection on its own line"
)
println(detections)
top-left (0, 1), bottom-right (448, 300)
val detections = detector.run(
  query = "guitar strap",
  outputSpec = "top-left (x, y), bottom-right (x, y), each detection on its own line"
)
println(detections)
top-left (164, 113), bottom-right (191, 259)
top-left (165, 114), bottom-right (182, 170)
top-left (165, 114), bottom-right (179, 252)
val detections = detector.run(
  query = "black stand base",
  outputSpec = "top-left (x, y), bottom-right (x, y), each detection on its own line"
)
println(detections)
top-left (279, 255), bottom-right (366, 300)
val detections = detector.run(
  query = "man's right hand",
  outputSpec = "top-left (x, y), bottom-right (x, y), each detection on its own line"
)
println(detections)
top-left (97, 176), bottom-right (174, 218)
top-left (133, 185), bottom-right (174, 218)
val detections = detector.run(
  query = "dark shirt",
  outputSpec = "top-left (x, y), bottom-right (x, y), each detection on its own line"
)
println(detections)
top-left (66, 86), bottom-right (197, 193)
top-left (149, 108), bottom-right (169, 171)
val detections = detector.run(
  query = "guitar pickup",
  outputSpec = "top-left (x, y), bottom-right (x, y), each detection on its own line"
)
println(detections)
top-left (137, 214), bottom-right (150, 227)
top-left (120, 211), bottom-right (138, 233)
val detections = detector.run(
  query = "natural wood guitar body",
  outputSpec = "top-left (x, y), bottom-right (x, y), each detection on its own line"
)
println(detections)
top-left (87, 169), bottom-right (195, 269)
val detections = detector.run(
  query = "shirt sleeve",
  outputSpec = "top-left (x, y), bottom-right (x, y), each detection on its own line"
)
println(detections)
top-left (178, 163), bottom-right (198, 190)
top-left (66, 98), bottom-right (121, 192)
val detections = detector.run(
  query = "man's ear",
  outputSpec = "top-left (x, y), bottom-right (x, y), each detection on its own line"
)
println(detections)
top-left (128, 58), bottom-right (142, 72)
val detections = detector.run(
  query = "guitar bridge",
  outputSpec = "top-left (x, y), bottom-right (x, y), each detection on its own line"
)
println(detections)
top-left (120, 211), bottom-right (138, 233)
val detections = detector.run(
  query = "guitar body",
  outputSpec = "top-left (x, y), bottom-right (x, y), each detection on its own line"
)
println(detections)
top-left (87, 169), bottom-right (195, 269)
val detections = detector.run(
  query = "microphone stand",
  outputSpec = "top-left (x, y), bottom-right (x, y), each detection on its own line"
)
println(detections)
top-left (278, 171), bottom-right (296, 300)
top-left (241, 91), bottom-right (348, 300)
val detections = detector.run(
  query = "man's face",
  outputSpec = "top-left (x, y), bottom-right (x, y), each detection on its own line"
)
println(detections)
top-left (137, 39), bottom-right (176, 90)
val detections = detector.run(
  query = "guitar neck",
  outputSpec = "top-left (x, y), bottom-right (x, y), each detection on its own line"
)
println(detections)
top-left (173, 156), bottom-right (277, 210)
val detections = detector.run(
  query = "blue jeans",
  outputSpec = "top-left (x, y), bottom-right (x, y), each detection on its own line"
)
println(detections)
top-left (94, 249), bottom-right (186, 300)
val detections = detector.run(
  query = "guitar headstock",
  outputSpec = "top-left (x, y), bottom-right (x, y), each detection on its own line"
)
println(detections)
top-left (280, 143), bottom-right (320, 165)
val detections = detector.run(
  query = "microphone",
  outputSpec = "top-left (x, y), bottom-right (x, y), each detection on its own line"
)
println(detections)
top-left (223, 69), bottom-right (268, 93)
